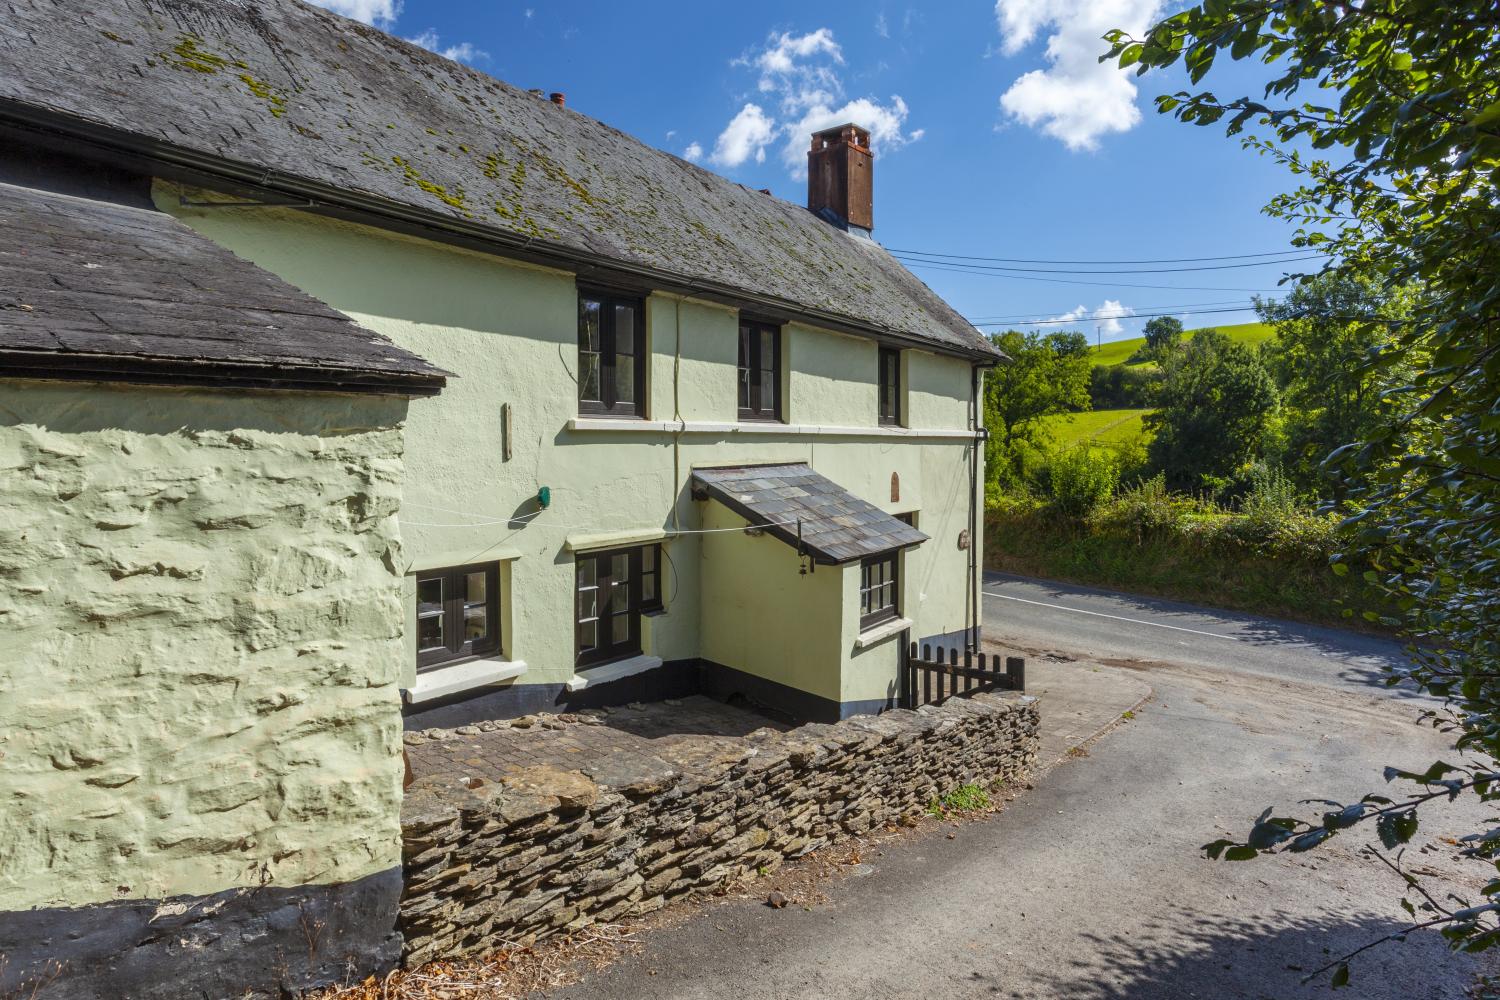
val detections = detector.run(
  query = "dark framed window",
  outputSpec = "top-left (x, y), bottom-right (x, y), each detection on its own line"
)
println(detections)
top-left (576, 544), bottom-right (663, 669)
top-left (416, 563), bottom-right (501, 669)
top-left (738, 319), bottom-right (782, 421)
top-left (878, 347), bottom-right (901, 426)
top-left (579, 289), bottom-right (646, 417)
top-left (859, 552), bottom-right (900, 631)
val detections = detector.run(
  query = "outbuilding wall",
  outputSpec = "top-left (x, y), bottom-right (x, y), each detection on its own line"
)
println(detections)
top-left (0, 380), bottom-right (411, 998)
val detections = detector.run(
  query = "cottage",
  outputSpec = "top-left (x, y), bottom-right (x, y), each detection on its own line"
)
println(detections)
top-left (0, 0), bottom-right (1002, 995)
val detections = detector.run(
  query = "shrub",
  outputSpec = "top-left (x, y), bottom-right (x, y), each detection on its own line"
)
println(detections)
top-left (1046, 446), bottom-right (1119, 519)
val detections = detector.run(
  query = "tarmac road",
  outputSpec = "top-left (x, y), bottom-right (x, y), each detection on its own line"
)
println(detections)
top-left (559, 575), bottom-right (1486, 999)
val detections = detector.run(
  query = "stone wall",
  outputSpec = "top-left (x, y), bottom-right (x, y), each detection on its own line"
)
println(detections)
top-left (399, 692), bottom-right (1038, 963)
top-left (0, 382), bottom-right (411, 998)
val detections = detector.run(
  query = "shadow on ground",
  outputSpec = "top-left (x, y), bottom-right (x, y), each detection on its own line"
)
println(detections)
top-left (1015, 909), bottom-right (1473, 1000)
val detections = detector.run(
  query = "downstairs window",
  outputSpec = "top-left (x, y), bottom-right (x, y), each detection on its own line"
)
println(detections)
top-left (416, 563), bottom-right (501, 669)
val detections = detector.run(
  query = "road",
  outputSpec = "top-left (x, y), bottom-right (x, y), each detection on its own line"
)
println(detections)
top-left (560, 574), bottom-right (1487, 999)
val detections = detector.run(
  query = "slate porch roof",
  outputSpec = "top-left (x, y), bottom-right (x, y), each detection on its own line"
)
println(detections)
top-left (691, 464), bottom-right (928, 565)
top-left (0, 0), bottom-right (1000, 362)
top-left (0, 178), bottom-right (448, 394)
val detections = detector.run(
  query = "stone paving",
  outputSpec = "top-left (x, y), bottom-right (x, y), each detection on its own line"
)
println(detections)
top-left (403, 695), bottom-right (790, 785)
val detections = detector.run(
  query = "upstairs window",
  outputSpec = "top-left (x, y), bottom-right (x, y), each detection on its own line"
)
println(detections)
top-left (576, 544), bottom-right (664, 669)
top-left (878, 347), bottom-right (902, 426)
top-left (579, 289), bottom-right (645, 417)
top-left (738, 319), bottom-right (782, 421)
top-left (416, 563), bottom-right (501, 669)
top-left (859, 552), bottom-right (900, 631)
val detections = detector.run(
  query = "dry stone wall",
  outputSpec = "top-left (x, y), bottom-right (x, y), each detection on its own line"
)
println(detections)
top-left (400, 691), bottom-right (1038, 963)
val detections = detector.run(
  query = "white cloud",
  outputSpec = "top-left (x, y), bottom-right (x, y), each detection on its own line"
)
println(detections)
top-left (710, 104), bottom-right (776, 168)
top-left (875, 12), bottom-right (890, 38)
top-left (408, 29), bottom-right (487, 64)
top-left (713, 28), bottom-right (922, 177)
top-left (525, 7), bottom-right (534, 18)
top-left (993, 0), bottom-right (1164, 151)
top-left (1050, 299), bottom-right (1134, 334)
top-left (307, 0), bottom-right (400, 27)
top-left (683, 141), bottom-right (705, 163)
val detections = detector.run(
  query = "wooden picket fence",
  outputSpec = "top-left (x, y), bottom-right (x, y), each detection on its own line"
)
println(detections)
top-left (902, 642), bottom-right (1025, 709)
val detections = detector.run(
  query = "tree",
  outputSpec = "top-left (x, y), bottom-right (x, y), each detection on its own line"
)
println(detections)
top-left (1146, 329), bottom-right (1278, 492)
top-left (1255, 274), bottom-right (1410, 495)
top-left (1108, 0), bottom-right (1500, 982)
top-left (984, 329), bottom-right (1093, 489)
top-left (1142, 315), bottom-right (1184, 357)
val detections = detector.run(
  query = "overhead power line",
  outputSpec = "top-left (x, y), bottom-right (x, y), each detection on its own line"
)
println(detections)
top-left (971, 303), bottom-right (1278, 329)
top-left (965, 297), bottom-right (1270, 324)
top-left (891, 251), bottom-right (1324, 275)
top-left (886, 247), bottom-right (1326, 265)
top-left (897, 258), bottom-right (1290, 293)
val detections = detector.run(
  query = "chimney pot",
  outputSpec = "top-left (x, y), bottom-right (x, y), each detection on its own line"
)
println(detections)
top-left (807, 123), bottom-right (873, 232)
top-left (549, 92), bottom-right (566, 107)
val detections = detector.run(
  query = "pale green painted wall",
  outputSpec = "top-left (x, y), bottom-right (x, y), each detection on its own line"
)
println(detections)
top-left (697, 504), bottom-right (844, 702)
top-left (0, 381), bottom-right (407, 910)
top-left (161, 186), bottom-right (983, 705)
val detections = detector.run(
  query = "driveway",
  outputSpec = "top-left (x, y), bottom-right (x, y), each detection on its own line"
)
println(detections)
top-left (559, 574), bottom-right (1489, 999)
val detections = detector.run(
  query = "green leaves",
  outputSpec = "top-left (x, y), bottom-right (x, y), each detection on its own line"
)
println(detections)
top-left (1377, 810), bottom-right (1420, 849)
top-left (1114, 0), bottom-right (1500, 981)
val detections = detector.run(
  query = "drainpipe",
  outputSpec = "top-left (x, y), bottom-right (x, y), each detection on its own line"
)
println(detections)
top-left (967, 362), bottom-right (992, 653)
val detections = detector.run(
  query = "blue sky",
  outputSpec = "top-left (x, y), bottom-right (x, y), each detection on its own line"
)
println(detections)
top-left (314, 0), bottom-right (1310, 345)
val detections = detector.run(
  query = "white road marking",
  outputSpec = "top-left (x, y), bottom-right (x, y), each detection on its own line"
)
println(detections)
top-left (982, 591), bottom-right (1239, 641)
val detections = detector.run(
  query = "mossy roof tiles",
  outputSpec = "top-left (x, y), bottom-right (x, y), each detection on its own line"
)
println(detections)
top-left (0, 179), bottom-right (448, 391)
top-left (0, 0), bottom-right (998, 360)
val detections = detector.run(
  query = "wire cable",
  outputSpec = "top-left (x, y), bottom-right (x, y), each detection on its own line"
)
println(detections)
top-left (885, 247), bottom-right (1327, 265)
top-left (891, 252), bottom-right (1324, 275)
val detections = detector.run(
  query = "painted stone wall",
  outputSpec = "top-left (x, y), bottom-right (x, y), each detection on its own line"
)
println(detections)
top-left (162, 192), bottom-right (983, 710)
top-left (0, 381), bottom-right (410, 998)
top-left (399, 691), bottom-right (1039, 963)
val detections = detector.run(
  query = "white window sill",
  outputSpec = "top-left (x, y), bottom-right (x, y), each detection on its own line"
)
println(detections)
top-left (565, 527), bottom-right (668, 552)
top-left (564, 654), bottom-right (663, 692)
top-left (567, 417), bottom-right (975, 440)
top-left (853, 616), bottom-right (913, 649)
top-left (403, 658), bottom-right (528, 705)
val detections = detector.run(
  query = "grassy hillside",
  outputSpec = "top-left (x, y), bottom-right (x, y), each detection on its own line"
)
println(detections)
top-left (1089, 321), bottom-right (1275, 367)
top-left (1043, 408), bottom-right (1153, 447)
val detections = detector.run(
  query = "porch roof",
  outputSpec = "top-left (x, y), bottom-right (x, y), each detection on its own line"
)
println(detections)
top-left (691, 463), bottom-right (928, 565)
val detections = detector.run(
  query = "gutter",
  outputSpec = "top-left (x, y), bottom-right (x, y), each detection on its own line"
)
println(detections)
top-left (0, 350), bottom-right (447, 397)
top-left (0, 106), bottom-right (1005, 366)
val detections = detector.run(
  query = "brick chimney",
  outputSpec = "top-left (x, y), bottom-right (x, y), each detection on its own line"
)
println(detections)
top-left (807, 123), bottom-right (873, 232)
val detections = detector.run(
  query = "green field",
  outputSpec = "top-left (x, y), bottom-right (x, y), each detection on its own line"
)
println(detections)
top-left (1042, 407), bottom-right (1153, 447)
top-left (1089, 321), bottom-right (1275, 367)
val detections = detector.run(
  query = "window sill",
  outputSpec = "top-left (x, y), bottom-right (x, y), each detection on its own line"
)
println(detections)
top-left (567, 417), bottom-right (976, 440)
top-left (403, 658), bottom-right (528, 705)
top-left (565, 527), bottom-right (668, 552)
top-left (853, 616), bottom-right (912, 649)
top-left (564, 653), bottom-right (663, 692)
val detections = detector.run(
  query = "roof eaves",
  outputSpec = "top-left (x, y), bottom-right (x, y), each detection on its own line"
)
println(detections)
top-left (0, 106), bottom-right (1003, 365)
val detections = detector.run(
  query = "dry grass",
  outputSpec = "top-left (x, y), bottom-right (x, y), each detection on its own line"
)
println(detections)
top-left (311, 924), bottom-right (645, 1000)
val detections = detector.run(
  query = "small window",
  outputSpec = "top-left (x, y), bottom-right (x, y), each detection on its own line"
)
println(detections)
top-left (576, 544), bottom-right (663, 668)
top-left (579, 289), bottom-right (646, 417)
top-left (878, 347), bottom-right (901, 426)
top-left (416, 563), bottom-right (500, 669)
top-left (738, 319), bottom-right (782, 421)
top-left (859, 552), bottom-right (900, 631)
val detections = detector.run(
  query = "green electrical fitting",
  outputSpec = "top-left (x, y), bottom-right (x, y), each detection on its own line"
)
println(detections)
top-left (537, 485), bottom-right (551, 509)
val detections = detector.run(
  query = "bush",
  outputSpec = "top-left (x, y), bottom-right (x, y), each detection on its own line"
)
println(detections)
top-left (1045, 446), bottom-right (1119, 518)
top-left (1089, 362), bottom-right (1162, 408)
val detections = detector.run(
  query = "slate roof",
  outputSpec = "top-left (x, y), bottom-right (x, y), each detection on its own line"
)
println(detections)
top-left (692, 464), bottom-right (928, 565)
top-left (0, 178), bottom-right (448, 394)
top-left (0, 0), bottom-right (999, 361)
